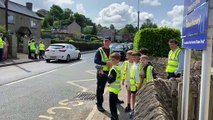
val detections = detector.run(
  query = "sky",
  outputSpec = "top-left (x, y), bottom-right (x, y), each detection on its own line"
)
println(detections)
top-left (10, 0), bottom-right (184, 30)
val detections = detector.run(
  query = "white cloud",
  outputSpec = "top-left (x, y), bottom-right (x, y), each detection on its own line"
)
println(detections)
top-left (141, 0), bottom-right (161, 6)
top-left (76, 4), bottom-right (86, 15)
top-left (95, 2), bottom-right (154, 29)
top-left (160, 5), bottom-right (184, 29)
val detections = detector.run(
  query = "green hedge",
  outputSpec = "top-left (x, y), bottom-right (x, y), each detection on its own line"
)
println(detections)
top-left (51, 40), bottom-right (102, 51)
top-left (134, 27), bottom-right (181, 57)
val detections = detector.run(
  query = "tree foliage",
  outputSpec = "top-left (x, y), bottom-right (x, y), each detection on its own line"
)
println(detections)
top-left (134, 27), bottom-right (181, 57)
top-left (41, 5), bottom-right (95, 30)
top-left (140, 19), bottom-right (158, 29)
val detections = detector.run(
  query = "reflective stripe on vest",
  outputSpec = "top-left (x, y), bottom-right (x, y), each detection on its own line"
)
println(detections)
top-left (129, 62), bottom-right (142, 92)
top-left (144, 65), bottom-right (154, 85)
top-left (121, 60), bottom-right (128, 80)
top-left (108, 65), bottom-right (121, 94)
top-left (0, 37), bottom-right (4, 48)
top-left (98, 47), bottom-right (111, 71)
top-left (39, 44), bottom-right (45, 50)
top-left (166, 48), bottom-right (181, 73)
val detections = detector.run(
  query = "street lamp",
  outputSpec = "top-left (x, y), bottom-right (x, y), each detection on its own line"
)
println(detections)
top-left (137, 0), bottom-right (140, 31)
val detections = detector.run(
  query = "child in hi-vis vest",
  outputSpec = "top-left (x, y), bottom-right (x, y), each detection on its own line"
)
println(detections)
top-left (100, 52), bottom-right (123, 120)
top-left (129, 52), bottom-right (143, 118)
top-left (121, 50), bottom-right (134, 113)
top-left (140, 55), bottom-right (157, 85)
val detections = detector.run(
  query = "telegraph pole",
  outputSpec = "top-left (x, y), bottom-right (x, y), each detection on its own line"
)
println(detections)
top-left (137, 0), bottom-right (140, 31)
top-left (5, 0), bottom-right (8, 31)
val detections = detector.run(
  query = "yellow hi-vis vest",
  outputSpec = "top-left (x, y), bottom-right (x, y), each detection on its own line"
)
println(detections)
top-left (30, 42), bottom-right (36, 51)
top-left (108, 65), bottom-right (121, 94)
top-left (143, 65), bottom-right (154, 85)
top-left (121, 60), bottom-right (133, 81)
top-left (130, 62), bottom-right (142, 92)
top-left (98, 47), bottom-right (112, 71)
top-left (0, 37), bottom-right (4, 48)
top-left (166, 48), bottom-right (181, 73)
top-left (39, 43), bottom-right (45, 50)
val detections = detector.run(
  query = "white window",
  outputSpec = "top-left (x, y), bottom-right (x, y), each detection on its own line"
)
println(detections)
top-left (8, 15), bottom-right (15, 24)
top-left (31, 20), bottom-right (37, 28)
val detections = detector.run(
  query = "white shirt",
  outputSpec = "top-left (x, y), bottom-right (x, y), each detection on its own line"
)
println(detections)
top-left (134, 63), bottom-right (140, 83)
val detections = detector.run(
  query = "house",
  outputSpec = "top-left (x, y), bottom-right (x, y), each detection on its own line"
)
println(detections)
top-left (66, 21), bottom-right (81, 38)
top-left (0, 1), bottom-right (42, 39)
top-left (97, 27), bottom-right (115, 41)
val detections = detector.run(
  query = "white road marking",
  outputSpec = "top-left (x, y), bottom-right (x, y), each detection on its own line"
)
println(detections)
top-left (70, 79), bottom-right (96, 83)
top-left (5, 69), bottom-right (57, 86)
top-left (5, 61), bottom-right (85, 86)
top-left (86, 70), bottom-right (96, 75)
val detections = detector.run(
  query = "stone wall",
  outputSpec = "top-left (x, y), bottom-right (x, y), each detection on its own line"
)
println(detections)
top-left (134, 57), bottom-right (213, 120)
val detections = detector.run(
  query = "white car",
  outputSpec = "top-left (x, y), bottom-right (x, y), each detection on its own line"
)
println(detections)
top-left (45, 43), bottom-right (81, 63)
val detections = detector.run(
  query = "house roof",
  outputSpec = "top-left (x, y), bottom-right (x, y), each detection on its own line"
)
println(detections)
top-left (0, 0), bottom-right (41, 20)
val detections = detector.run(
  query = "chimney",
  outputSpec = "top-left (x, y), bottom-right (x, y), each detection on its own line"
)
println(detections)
top-left (26, 2), bottom-right (32, 11)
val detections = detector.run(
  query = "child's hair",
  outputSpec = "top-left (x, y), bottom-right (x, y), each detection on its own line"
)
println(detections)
top-left (132, 51), bottom-right (141, 57)
top-left (139, 48), bottom-right (148, 55)
top-left (140, 55), bottom-right (150, 60)
top-left (127, 50), bottom-right (134, 56)
top-left (111, 52), bottom-right (121, 60)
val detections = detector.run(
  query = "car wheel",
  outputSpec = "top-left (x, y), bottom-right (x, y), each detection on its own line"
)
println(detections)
top-left (66, 55), bottom-right (70, 62)
top-left (77, 53), bottom-right (81, 60)
top-left (46, 59), bottom-right (50, 63)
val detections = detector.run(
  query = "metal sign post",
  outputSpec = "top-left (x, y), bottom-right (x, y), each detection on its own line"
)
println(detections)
top-left (182, 0), bottom-right (211, 119)
top-left (181, 49), bottom-right (191, 120)
top-left (199, 37), bottom-right (212, 120)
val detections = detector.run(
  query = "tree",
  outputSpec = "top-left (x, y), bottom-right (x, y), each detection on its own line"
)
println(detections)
top-left (91, 24), bottom-right (97, 35)
top-left (140, 19), bottom-right (158, 29)
top-left (42, 19), bottom-right (50, 29)
top-left (120, 24), bottom-right (136, 34)
top-left (49, 5), bottom-right (63, 20)
top-left (62, 8), bottom-right (73, 20)
top-left (110, 24), bottom-right (115, 30)
top-left (83, 26), bottom-right (93, 34)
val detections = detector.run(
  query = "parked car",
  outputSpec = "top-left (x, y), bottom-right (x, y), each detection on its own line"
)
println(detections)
top-left (45, 43), bottom-right (81, 63)
top-left (127, 43), bottom-right (133, 50)
top-left (110, 43), bottom-right (127, 61)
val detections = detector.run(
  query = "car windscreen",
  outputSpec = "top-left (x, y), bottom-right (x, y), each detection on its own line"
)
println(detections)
top-left (115, 44), bottom-right (124, 49)
top-left (110, 43), bottom-right (120, 48)
top-left (48, 45), bottom-right (65, 49)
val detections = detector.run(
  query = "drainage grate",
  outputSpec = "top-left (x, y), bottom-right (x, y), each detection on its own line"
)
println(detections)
top-left (75, 92), bottom-right (96, 101)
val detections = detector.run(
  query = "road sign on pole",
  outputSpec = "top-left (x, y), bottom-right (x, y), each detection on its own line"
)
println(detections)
top-left (182, 0), bottom-right (212, 120)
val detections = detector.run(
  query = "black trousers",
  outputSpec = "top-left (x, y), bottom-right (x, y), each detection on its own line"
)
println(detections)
top-left (109, 92), bottom-right (118, 120)
top-left (0, 48), bottom-right (3, 61)
top-left (96, 71), bottom-right (108, 106)
top-left (167, 72), bottom-right (181, 79)
top-left (28, 46), bottom-right (31, 59)
top-left (39, 50), bottom-right (44, 59)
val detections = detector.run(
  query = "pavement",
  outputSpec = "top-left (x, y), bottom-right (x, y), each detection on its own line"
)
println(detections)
top-left (0, 50), bottom-right (95, 68)
top-left (86, 86), bottom-right (130, 120)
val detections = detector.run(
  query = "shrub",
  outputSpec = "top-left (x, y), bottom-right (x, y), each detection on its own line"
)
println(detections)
top-left (134, 27), bottom-right (181, 57)
top-left (51, 40), bottom-right (102, 51)
top-left (65, 37), bottom-right (73, 42)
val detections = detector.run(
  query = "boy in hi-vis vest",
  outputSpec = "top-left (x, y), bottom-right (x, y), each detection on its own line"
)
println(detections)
top-left (129, 52), bottom-right (143, 118)
top-left (121, 50), bottom-right (134, 113)
top-left (100, 52), bottom-right (122, 120)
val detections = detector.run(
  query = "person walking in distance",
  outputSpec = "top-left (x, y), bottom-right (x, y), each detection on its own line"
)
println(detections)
top-left (0, 33), bottom-right (4, 61)
top-left (3, 37), bottom-right (9, 60)
top-left (166, 39), bottom-right (184, 79)
top-left (39, 41), bottom-right (45, 60)
top-left (94, 36), bottom-right (113, 112)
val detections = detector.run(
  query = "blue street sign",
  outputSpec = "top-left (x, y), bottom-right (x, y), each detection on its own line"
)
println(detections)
top-left (182, 33), bottom-right (207, 50)
top-left (184, 0), bottom-right (207, 15)
top-left (182, 2), bottom-right (209, 37)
